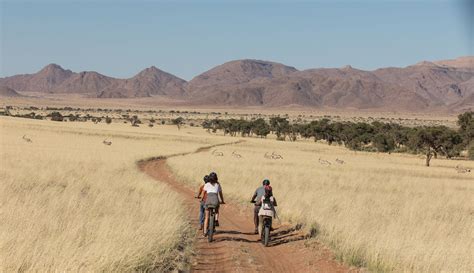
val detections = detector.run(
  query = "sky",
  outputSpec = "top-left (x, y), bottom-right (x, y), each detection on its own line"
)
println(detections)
top-left (0, 0), bottom-right (472, 80)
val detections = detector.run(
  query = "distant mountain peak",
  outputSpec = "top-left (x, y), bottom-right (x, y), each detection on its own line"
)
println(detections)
top-left (39, 63), bottom-right (68, 73)
top-left (414, 61), bottom-right (438, 67)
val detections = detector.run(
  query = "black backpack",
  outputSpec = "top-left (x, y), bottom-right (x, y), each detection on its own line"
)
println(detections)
top-left (262, 197), bottom-right (273, 210)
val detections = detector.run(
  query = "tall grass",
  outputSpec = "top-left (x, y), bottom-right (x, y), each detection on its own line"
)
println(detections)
top-left (0, 117), bottom-right (219, 271)
top-left (167, 137), bottom-right (474, 272)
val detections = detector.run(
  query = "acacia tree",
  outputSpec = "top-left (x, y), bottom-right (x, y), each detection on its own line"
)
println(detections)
top-left (172, 117), bottom-right (184, 130)
top-left (130, 115), bottom-right (141, 127)
top-left (50, 111), bottom-right (64, 122)
top-left (269, 117), bottom-right (289, 140)
top-left (408, 126), bottom-right (463, 166)
top-left (457, 112), bottom-right (474, 159)
top-left (251, 118), bottom-right (270, 138)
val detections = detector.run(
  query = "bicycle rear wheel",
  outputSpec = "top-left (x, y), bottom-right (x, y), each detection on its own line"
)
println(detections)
top-left (208, 212), bottom-right (215, 242)
top-left (264, 226), bottom-right (270, 246)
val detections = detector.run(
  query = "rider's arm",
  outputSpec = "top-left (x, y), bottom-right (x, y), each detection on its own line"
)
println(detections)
top-left (218, 184), bottom-right (225, 203)
top-left (195, 185), bottom-right (204, 198)
top-left (272, 197), bottom-right (277, 206)
top-left (250, 191), bottom-right (257, 203)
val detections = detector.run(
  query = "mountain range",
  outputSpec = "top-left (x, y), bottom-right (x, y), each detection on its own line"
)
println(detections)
top-left (1, 57), bottom-right (473, 112)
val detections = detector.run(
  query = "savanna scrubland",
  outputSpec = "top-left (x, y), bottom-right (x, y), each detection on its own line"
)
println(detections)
top-left (1, 113), bottom-right (473, 272)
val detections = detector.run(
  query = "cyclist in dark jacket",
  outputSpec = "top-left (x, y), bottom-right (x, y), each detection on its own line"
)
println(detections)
top-left (250, 179), bottom-right (270, 234)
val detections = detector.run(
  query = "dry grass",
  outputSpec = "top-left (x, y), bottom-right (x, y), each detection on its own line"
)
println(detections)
top-left (2, 111), bottom-right (472, 272)
top-left (0, 117), bottom-right (222, 271)
top-left (167, 136), bottom-right (474, 272)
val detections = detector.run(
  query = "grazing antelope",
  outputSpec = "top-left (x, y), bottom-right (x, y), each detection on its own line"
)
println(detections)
top-left (318, 158), bottom-right (331, 165)
top-left (455, 165), bottom-right (471, 173)
top-left (212, 150), bottom-right (224, 156)
top-left (102, 139), bottom-right (112, 146)
top-left (271, 152), bottom-right (283, 159)
top-left (22, 135), bottom-right (32, 143)
top-left (232, 151), bottom-right (242, 158)
top-left (264, 152), bottom-right (273, 159)
top-left (335, 158), bottom-right (345, 164)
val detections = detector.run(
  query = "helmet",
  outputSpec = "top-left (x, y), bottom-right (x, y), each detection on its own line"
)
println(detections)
top-left (209, 172), bottom-right (218, 182)
top-left (262, 179), bottom-right (270, 186)
top-left (203, 175), bottom-right (209, 183)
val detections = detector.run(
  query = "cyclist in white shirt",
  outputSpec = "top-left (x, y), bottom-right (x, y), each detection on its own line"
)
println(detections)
top-left (203, 172), bottom-right (225, 236)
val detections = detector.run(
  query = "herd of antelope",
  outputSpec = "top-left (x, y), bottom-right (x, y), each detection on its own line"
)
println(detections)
top-left (18, 134), bottom-right (472, 173)
top-left (455, 165), bottom-right (471, 173)
top-left (142, 144), bottom-right (471, 173)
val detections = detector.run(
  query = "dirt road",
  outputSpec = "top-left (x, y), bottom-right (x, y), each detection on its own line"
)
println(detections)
top-left (139, 148), bottom-right (358, 272)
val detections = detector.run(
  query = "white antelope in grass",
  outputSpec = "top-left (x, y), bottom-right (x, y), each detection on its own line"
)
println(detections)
top-left (271, 152), bottom-right (283, 159)
top-left (318, 158), bottom-right (331, 166)
top-left (264, 152), bottom-right (283, 159)
top-left (335, 158), bottom-right (345, 164)
top-left (232, 151), bottom-right (242, 158)
top-left (102, 139), bottom-right (112, 146)
top-left (212, 150), bottom-right (224, 156)
top-left (455, 165), bottom-right (471, 173)
top-left (22, 135), bottom-right (32, 143)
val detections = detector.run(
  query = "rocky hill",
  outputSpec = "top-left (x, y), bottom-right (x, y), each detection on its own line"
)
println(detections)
top-left (0, 86), bottom-right (21, 97)
top-left (0, 56), bottom-right (472, 111)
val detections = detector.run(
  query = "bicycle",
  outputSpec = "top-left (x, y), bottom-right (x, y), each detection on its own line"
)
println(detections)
top-left (261, 215), bottom-right (272, 246)
top-left (205, 202), bottom-right (225, 242)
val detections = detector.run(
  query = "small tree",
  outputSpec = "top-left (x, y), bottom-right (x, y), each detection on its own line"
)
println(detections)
top-left (51, 112), bottom-right (64, 122)
top-left (457, 111), bottom-right (474, 157)
top-left (172, 117), bottom-right (184, 130)
top-left (105, 116), bottom-right (112, 124)
top-left (408, 126), bottom-right (463, 166)
top-left (252, 118), bottom-right (270, 138)
top-left (373, 133), bottom-right (396, 153)
top-left (468, 143), bottom-right (474, 160)
top-left (130, 115), bottom-right (141, 127)
top-left (4, 106), bottom-right (12, 116)
top-left (269, 117), bottom-right (290, 140)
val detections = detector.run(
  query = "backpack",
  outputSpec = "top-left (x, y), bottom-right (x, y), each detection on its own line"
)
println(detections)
top-left (262, 196), bottom-right (273, 210)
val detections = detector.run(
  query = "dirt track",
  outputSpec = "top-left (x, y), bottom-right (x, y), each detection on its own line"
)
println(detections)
top-left (139, 147), bottom-right (358, 272)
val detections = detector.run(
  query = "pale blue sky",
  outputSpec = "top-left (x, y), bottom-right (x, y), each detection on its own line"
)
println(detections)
top-left (0, 0), bottom-right (472, 80)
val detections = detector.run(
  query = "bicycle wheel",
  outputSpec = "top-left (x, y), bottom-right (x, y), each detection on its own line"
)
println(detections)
top-left (264, 226), bottom-right (270, 247)
top-left (208, 212), bottom-right (215, 242)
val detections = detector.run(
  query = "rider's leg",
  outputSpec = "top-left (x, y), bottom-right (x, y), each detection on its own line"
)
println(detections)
top-left (203, 209), bottom-right (209, 235)
top-left (214, 207), bottom-right (219, 226)
top-left (254, 206), bottom-right (260, 234)
top-left (199, 201), bottom-right (205, 229)
top-left (258, 215), bottom-right (263, 237)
